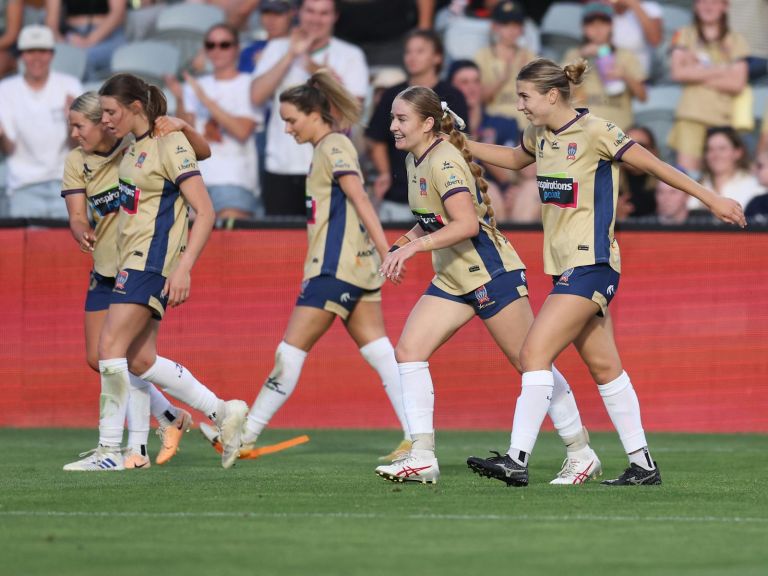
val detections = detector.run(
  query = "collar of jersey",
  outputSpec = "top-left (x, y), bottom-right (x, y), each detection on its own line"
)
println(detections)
top-left (414, 137), bottom-right (443, 167)
top-left (135, 129), bottom-right (151, 141)
top-left (552, 108), bottom-right (589, 135)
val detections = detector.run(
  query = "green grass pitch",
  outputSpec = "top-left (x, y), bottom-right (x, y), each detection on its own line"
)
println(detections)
top-left (0, 429), bottom-right (766, 576)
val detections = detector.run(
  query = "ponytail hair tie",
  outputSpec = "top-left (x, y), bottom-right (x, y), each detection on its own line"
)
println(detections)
top-left (441, 101), bottom-right (466, 131)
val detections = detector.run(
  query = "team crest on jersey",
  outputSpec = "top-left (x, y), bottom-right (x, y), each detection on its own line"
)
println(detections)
top-left (474, 285), bottom-right (490, 305)
top-left (556, 268), bottom-right (574, 286)
top-left (419, 178), bottom-right (428, 196)
top-left (567, 143), bottom-right (577, 160)
top-left (134, 152), bottom-right (147, 168)
top-left (115, 270), bottom-right (129, 290)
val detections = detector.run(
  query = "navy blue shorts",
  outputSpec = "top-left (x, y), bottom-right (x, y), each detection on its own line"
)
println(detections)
top-left (550, 264), bottom-right (620, 317)
top-left (84, 271), bottom-right (115, 312)
top-left (296, 275), bottom-right (381, 320)
top-left (424, 269), bottom-right (529, 320)
top-left (110, 268), bottom-right (169, 319)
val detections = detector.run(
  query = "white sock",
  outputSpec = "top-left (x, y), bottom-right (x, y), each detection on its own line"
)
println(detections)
top-left (243, 341), bottom-right (307, 444)
top-left (360, 337), bottom-right (410, 440)
top-left (126, 373), bottom-right (151, 454)
top-left (98, 358), bottom-right (130, 447)
top-left (549, 365), bottom-right (585, 449)
top-left (598, 370), bottom-right (653, 468)
top-left (398, 362), bottom-right (433, 453)
top-left (508, 370), bottom-right (554, 465)
top-left (148, 384), bottom-right (177, 426)
top-left (141, 356), bottom-right (220, 419)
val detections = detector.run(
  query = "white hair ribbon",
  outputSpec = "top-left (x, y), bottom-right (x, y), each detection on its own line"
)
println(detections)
top-left (440, 101), bottom-right (466, 131)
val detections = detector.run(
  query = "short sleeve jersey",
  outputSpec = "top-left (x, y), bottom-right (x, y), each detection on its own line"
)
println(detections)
top-left (116, 131), bottom-right (201, 276)
top-left (474, 46), bottom-right (537, 123)
top-left (670, 26), bottom-right (750, 125)
top-left (562, 47), bottom-right (644, 131)
top-left (61, 139), bottom-right (128, 278)
top-left (521, 110), bottom-right (633, 275)
top-left (304, 133), bottom-right (383, 291)
top-left (407, 139), bottom-right (525, 295)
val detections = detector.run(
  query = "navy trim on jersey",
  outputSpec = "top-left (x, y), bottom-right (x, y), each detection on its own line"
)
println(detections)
top-left (321, 181), bottom-right (346, 277)
top-left (615, 140), bottom-right (636, 160)
top-left (146, 179), bottom-right (179, 273)
top-left (520, 132), bottom-right (535, 157)
top-left (442, 186), bottom-right (470, 200)
top-left (414, 138), bottom-right (443, 166)
top-left (61, 188), bottom-right (86, 197)
top-left (594, 158), bottom-right (614, 263)
top-left (175, 170), bottom-right (201, 187)
top-left (553, 108), bottom-right (589, 135)
top-left (470, 230), bottom-right (505, 278)
top-left (332, 170), bottom-right (359, 179)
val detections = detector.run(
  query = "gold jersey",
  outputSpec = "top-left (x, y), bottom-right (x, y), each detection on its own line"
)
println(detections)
top-left (407, 138), bottom-right (525, 295)
top-left (521, 110), bottom-right (633, 275)
top-left (61, 138), bottom-right (129, 278)
top-left (304, 132), bottom-right (383, 290)
top-left (117, 131), bottom-right (200, 276)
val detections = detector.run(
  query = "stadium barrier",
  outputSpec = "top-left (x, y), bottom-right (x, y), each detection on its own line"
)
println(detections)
top-left (1, 225), bottom-right (766, 432)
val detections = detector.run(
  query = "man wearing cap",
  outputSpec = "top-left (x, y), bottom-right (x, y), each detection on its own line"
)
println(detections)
top-left (238, 0), bottom-right (296, 74)
top-left (0, 25), bottom-right (82, 219)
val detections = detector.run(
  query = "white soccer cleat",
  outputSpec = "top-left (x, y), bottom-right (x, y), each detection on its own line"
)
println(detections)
top-left (549, 447), bottom-right (602, 485)
top-left (375, 451), bottom-right (440, 484)
top-left (378, 438), bottom-right (413, 462)
top-left (219, 400), bottom-right (249, 469)
top-left (63, 446), bottom-right (124, 471)
top-left (199, 421), bottom-right (220, 446)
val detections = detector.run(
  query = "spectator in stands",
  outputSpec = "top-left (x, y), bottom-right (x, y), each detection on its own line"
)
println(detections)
top-left (694, 126), bottom-right (762, 210)
top-left (0, 25), bottom-right (82, 219)
top-left (474, 0), bottom-right (536, 148)
top-left (251, 0), bottom-right (368, 216)
top-left (238, 0), bottom-right (295, 74)
top-left (654, 179), bottom-right (692, 225)
top-left (366, 29), bottom-right (467, 221)
top-left (619, 125), bottom-right (657, 219)
top-left (745, 151), bottom-right (768, 224)
top-left (728, 0), bottom-right (768, 81)
top-left (335, 0), bottom-right (436, 67)
top-left (758, 101), bottom-right (768, 158)
top-left (609, 0), bottom-right (662, 79)
top-left (167, 23), bottom-right (262, 222)
top-left (45, 0), bottom-right (126, 81)
top-left (563, 2), bottom-right (646, 132)
top-left (0, 0), bottom-right (22, 78)
top-left (668, 0), bottom-right (749, 175)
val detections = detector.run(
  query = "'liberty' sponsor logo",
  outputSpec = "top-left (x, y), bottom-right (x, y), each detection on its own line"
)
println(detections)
top-left (177, 157), bottom-right (197, 171)
top-left (444, 173), bottom-right (464, 188)
top-left (537, 173), bottom-right (578, 208)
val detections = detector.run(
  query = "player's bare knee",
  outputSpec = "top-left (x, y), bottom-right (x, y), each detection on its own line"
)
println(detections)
top-left (519, 343), bottom-right (552, 373)
top-left (86, 353), bottom-right (100, 372)
top-left (394, 341), bottom-right (423, 363)
top-left (127, 352), bottom-right (155, 377)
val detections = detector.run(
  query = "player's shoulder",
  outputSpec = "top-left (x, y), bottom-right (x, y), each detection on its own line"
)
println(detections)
top-left (582, 112), bottom-right (619, 137)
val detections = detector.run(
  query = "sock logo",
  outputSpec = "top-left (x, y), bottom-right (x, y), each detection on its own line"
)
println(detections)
top-left (265, 377), bottom-right (286, 395)
top-left (175, 363), bottom-right (183, 378)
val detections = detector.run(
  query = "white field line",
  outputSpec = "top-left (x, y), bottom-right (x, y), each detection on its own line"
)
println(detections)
top-left (0, 510), bottom-right (766, 524)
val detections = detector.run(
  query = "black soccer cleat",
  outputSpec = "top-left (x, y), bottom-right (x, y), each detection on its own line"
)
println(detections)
top-left (601, 462), bottom-right (662, 486)
top-left (467, 451), bottom-right (528, 487)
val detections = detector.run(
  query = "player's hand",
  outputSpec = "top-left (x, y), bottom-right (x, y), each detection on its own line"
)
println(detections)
top-left (154, 115), bottom-right (187, 137)
top-left (163, 266), bottom-right (191, 307)
top-left (79, 230), bottom-right (96, 253)
top-left (379, 242), bottom-right (416, 285)
top-left (710, 196), bottom-right (746, 228)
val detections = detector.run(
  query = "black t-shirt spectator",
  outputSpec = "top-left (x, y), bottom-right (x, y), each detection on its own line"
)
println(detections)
top-left (366, 80), bottom-right (469, 205)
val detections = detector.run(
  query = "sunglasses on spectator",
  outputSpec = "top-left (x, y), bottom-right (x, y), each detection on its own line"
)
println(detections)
top-left (204, 40), bottom-right (235, 50)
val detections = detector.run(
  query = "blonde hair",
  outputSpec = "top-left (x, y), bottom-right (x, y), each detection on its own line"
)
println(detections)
top-left (279, 69), bottom-right (361, 130)
top-left (70, 91), bottom-right (102, 124)
top-left (517, 57), bottom-right (588, 102)
top-left (395, 85), bottom-right (502, 244)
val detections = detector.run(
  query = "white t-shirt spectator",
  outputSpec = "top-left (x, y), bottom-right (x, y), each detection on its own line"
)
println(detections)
top-left (183, 73), bottom-right (262, 195)
top-left (0, 71), bottom-right (82, 192)
top-left (254, 36), bottom-right (368, 175)
top-left (693, 172), bottom-right (763, 210)
top-left (612, 1), bottom-right (663, 78)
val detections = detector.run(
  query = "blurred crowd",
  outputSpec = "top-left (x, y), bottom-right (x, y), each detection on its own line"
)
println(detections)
top-left (0, 0), bottom-right (767, 226)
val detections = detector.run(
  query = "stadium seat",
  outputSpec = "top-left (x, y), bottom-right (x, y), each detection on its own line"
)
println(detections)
top-left (52, 43), bottom-right (87, 81)
top-left (632, 84), bottom-right (682, 160)
top-left (151, 3), bottom-right (226, 70)
top-left (540, 2), bottom-right (582, 62)
top-left (110, 40), bottom-right (180, 85)
top-left (443, 16), bottom-right (491, 62)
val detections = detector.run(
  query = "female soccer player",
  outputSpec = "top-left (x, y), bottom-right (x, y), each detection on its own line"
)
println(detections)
top-left (63, 74), bottom-right (249, 471)
top-left (210, 70), bottom-right (411, 468)
top-left (62, 92), bottom-right (214, 468)
top-left (464, 58), bottom-right (745, 486)
top-left (374, 86), bottom-right (599, 486)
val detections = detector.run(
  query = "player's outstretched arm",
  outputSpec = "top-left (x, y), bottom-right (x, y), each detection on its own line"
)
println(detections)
top-left (464, 140), bottom-right (534, 171)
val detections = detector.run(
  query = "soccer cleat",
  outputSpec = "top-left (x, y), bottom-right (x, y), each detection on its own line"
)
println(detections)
top-left (466, 451), bottom-right (528, 487)
top-left (156, 409), bottom-right (193, 465)
top-left (199, 421), bottom-right (221, 450)
top-left (123, 448), bottom-right (151, 469)
top-left (219, 400), bottom-right (249, 469)
top-left (63, 446), bottom-right (124, 471)
top-left (375, 451), bottom-right (440, 484)
top-left (601, 462), bottom-right (662, 486)
top-left (550, 448), bottom-right (602, 485)
top-left (378, 438), bottom-right (413, 462)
